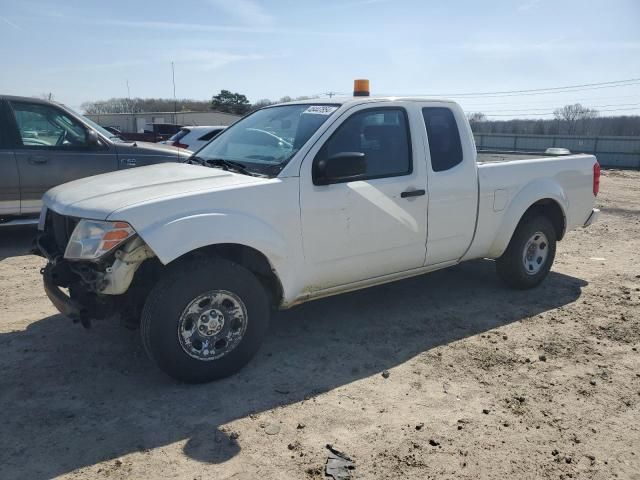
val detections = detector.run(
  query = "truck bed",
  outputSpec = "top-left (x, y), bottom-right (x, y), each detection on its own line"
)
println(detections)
top-left (477, 150), bottom-right (563, 164)
top-left (465, 151), bottom-right (597, 262)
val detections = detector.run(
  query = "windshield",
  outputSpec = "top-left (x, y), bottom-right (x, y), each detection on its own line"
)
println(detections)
top-left (194, 104), bottom-right (340, 176)
top-left (66, 106), bottom-right (125, 142)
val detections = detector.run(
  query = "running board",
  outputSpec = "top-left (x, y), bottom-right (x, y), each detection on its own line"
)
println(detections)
top-left (0, 218), bottom-right (39, 227)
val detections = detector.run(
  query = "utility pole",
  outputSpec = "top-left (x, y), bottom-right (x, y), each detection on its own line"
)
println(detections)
top-left (171, 62), bottom-right (177, 125)
top-left (325, 91), bottom-right (337, 98)
top-left (126, 79), bottom-right (134, 133)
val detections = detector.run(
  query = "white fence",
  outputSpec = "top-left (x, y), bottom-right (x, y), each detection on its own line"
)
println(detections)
top-left (474, 133), bottom-right (640, 168)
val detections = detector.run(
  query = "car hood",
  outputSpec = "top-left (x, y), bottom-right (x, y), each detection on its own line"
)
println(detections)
top-left (115, 141), bottom-right (192, 158)
top-left (43, 163), bottom-right (267, 220)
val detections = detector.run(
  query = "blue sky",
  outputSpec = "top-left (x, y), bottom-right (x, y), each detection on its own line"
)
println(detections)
top-left (1, 0), bottom-right (639, 118)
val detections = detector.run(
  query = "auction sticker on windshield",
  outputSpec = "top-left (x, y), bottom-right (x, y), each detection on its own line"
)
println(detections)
top-left (303, 105), bottom-right (339, 115)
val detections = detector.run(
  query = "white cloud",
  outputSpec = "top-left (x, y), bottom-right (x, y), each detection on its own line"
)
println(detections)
top-left (461, 40), bottom-right (640, 55)
top-left (518, 0), bottom-right (542, 11)
top-left (80, 18), bottom-right (361, 38)
top-left (0, 16), bottom-right (22, 30)
top-left (42, 49), bottom-right (280, 74)
top-left (168, 49), bottom-right (281, 70)
top-left (206, 0), bottom-right (274, 26)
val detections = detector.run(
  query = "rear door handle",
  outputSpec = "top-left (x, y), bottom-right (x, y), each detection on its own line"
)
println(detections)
top-left (121, 158), bottom-right (137, 166)
top-left (28, 155), bottom-right (48, 164)
top-left (401, 189), bottom-right (426, 198)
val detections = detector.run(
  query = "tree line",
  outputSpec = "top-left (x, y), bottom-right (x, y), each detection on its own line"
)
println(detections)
top-left (81, 94), bottom-right (640, 137)
top-left (81, 90), bottom-right (318, 116)
top-left (468, 103), bottom-right (640, 136)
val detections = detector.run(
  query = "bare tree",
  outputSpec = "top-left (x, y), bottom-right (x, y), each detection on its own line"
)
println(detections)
top-left (467, 112), bottom-right (486, 123)
top-left (467, 112), bottom-right (486, 130)
top-left (81, 98), bottom-right (212, 114)
top-left (553, 103), bottom-right (598, 135)
top-left (249, 99), bottom-right (274, 111)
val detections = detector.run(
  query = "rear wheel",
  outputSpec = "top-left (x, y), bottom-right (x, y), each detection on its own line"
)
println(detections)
top-left (496, 215), bottom-right (556, 289)
top-left (141, 257), bottom-right (270, 383)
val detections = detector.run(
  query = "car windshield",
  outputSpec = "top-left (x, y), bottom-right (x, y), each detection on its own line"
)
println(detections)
top-left (194, 104), bottom-right (340, 176)
top-left (65, 106), bottom-right (125, 142)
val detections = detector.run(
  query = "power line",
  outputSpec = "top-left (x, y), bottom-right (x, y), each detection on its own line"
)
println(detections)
top-left (431, 77), bottom-right (640, 98)
top-left (312, 77), bottom-right (640, 101)
top-left (474, 102), bottom-right (640, 114)
top-left (460, 94), bottom-right (640, 108)
top-left (372, 77), bottom-right (640, 99)
top-left (450, 82), bottom-right (640, 98)
top-left (480, 106), bottom-right (640, 117)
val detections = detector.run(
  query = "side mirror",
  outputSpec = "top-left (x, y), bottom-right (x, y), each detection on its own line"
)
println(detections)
top-left (87, 130), bottom-right (101, 148)
top-left (313, 152), bottom-right (367, 186)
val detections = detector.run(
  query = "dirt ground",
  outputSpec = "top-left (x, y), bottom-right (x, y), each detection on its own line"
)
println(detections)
top-left (0, 170), bottom-right (639, 480)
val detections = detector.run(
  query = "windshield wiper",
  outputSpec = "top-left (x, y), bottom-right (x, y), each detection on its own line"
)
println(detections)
top-left (187, 155), bottom-right (207, 166)
top-left (203, 158), bottom-right (267, 177)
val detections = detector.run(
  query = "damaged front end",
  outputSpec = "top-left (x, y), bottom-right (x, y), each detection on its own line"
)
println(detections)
top-left (35, 210), bottom-right (157, 327)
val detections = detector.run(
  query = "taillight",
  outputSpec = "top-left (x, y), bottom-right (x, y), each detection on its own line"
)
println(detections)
top-left (172, 141), bottom-right (188, 149)
top-left (593, 162), bottom-right (600, 196)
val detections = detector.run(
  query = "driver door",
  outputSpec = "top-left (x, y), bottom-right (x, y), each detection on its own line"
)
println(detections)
top-left (9, 100), bottom-right (117, 214)
top-left (299, 103), bottom-right (429, 290)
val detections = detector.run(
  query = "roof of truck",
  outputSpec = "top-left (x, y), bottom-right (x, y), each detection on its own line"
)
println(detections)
top-left (0, 94), bottom-right (58, 104)
top-left (279, 96), bottom-right (459, 106)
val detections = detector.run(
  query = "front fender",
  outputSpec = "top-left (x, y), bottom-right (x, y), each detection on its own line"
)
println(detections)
top-left (488, 178), bottom-right (568, 258)
top-left (131, 209), bottom-right (292, 289)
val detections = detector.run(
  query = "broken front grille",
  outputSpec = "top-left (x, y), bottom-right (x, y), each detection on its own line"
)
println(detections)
top-left (47, 211), bottom-right (79, 254)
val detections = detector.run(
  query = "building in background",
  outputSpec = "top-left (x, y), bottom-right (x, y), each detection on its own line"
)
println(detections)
top-left (86, 110), bottom-right (241, 133)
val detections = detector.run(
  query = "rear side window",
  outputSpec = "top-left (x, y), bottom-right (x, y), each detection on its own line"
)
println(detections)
top-left (317, 107), bottom-right (411, 180)
top-left (198, 128), bottom-right (223, 141)
top-left (422, 107), bottom-right (463, 172)
top-left (156, 124), bottom-right (181, 134)
top-left (168, 129), bottom-right (190, 142)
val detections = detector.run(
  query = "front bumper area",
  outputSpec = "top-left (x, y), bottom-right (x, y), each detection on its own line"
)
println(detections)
top-left (583, 208), bottom-right (600, 227)
top-left (42, 263), bottom-right (83, 321)
top-left (36, 232), bottom-right (114, 326)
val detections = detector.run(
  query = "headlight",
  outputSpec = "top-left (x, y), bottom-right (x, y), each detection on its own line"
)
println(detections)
top-left (64, 220), bottom-right (136, 260)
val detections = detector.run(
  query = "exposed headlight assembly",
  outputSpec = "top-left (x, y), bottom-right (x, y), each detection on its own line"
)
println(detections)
top-left (64, 220), bottom-right (136, 260)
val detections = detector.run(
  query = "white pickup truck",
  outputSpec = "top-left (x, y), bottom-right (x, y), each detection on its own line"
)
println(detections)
top-left (35, 94), bottom-right (600, 383)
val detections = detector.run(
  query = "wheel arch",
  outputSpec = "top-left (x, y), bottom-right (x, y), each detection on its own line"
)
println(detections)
top-left (488, 180), bottom-right (568, 258)
top-left (168, 243), bottom-right (285, 307)
top-left (522, 198), bottom-right (566, 240)
top-left (127, 211), bottom-right (294, 307)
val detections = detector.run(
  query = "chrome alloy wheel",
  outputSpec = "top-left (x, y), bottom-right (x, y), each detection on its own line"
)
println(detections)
top-left (178, 290), bottom-right (248, 361)
top-left (522, 231), bottom-right (549, 275)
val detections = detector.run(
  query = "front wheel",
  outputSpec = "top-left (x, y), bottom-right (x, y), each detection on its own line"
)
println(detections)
top-left (141, 257), bottom-right (270, 383)
top-left (496, 215), bottom-right (557, 289)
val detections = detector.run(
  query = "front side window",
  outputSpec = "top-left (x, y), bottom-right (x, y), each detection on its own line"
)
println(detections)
top-left (422, 107), bottom-right (463, 172)
top-left (195, 104), bottom-right (339, 176)
top-left (316, 107), bottom-right (412, 180)
top-left (11, 101), bottom-right (88, 149)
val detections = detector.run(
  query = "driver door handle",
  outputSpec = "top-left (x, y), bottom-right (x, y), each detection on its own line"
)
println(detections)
top-left (28, 155), bottom-right (48, 164)
top-left (401, 189), bottom-right (426, 198)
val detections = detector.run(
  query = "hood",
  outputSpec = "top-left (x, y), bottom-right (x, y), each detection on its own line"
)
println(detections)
top-left (44, 163), bottom-right (266, 220)
top-left (115, 141), bottom-right (192, 158)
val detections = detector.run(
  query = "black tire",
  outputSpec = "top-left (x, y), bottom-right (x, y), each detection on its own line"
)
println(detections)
top-left (141, 256), bottom-right (270, 383)
top-left (496, 215), bottom-right (557, 289)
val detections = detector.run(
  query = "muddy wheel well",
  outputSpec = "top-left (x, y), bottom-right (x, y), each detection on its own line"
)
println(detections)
top-left (175, 244), bottom-right (284, 307)
top-left (522, 199), bottom-right (566, 240)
